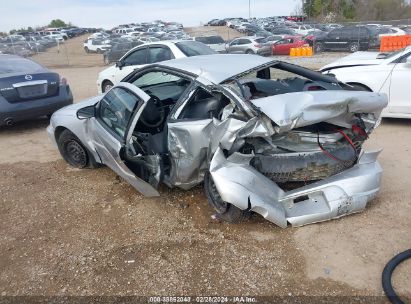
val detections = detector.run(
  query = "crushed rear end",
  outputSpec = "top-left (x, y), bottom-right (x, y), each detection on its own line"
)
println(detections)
top-left (209, 90), bottom-right (387, 227)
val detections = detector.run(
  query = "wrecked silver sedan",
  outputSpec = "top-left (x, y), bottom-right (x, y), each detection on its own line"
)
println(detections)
top-left (47, 54), bottom-right (387, 228)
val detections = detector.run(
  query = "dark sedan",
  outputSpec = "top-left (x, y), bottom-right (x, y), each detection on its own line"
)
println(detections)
top-left (0, 55), bottom-right (73, 126)
top-left (103, 42), bottom-right (142, 65)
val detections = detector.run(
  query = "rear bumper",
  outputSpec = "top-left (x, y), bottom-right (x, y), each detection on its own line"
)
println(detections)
top-left (0, 85), bottom-right (73, 125)
top-left (210, 148), bottom-right (382, 228)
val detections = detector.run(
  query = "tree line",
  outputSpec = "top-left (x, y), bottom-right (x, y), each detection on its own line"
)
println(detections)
top-left (6, 19), bottom-right (73, 35)
top-left (303, 0), bottom-right (411, 22)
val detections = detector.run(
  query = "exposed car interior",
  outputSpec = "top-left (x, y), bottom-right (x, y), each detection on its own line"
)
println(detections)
top-left (124, 70), bottom-right (233, 187)
top-left (234, 64), bottom-right (341, 100)
top-left (178, 88), bottom-right (230, 120)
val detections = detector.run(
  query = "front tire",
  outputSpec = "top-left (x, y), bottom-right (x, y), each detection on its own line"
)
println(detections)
top-left (204, 171), bottom-right (250, 223)
top-left (57, 130), bottom-right (89, 168)
top-left (84, 46), bottom-right (89, 53)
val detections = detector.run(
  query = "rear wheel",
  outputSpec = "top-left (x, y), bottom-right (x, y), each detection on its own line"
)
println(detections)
top-left (245, 49), bottom-right (254, 54)
top-left (314, 42), bottom-right (323, 53)
top-left (204, 171), bottom-right (250, 223)
top-left (97, 48), bottom-right (102, 54)
top-left (349, 42), bottom-right (359, 53)
top-left (102, 80), bottom-right (114, 93)
top-left (84, 46), bottom-right (89, 53)
top-left (57, 130), bottom-right (89, 168)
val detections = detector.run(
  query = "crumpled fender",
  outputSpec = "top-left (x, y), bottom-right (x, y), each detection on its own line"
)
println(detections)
top-left (209, 147), bottom-right (288, 228)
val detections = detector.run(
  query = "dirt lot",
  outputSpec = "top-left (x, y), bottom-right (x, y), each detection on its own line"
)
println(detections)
top-left (0, 32), bottom-right (410, 300)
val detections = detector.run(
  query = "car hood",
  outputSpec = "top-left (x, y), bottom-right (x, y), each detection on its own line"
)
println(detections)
top-left (321, 51), bottom-right (384, 71)
top-left (53, 95), bottom-right (102, 116)
top-left (250, 90), bottom-right (388, 132)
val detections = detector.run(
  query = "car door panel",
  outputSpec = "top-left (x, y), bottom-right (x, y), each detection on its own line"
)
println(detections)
top-left (388, 62), bottom-right (411, 114)
top-left (88, 83), bottom-right (160, 197)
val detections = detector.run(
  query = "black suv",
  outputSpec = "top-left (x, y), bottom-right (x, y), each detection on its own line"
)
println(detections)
top-left (315, 26), bottom-right (376, 52)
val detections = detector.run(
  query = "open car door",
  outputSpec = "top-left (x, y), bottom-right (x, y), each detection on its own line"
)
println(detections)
top-left (87, 82), bottom-right (160, 197)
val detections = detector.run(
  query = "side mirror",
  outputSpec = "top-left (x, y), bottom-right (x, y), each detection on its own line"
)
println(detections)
top-left (115, 61), bottom-right (124, 69)
top-left (76, 105), bottom-right (95, 120)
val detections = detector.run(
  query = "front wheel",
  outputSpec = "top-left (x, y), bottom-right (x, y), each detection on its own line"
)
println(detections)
top-left (57, 130), bottom-right (89, 168)
top-left (314, 43), bottom-right (323, 53)
top-left (84, 47), bottom-right (89, 53)
top-left (204, 171), bottom-right (251, 223)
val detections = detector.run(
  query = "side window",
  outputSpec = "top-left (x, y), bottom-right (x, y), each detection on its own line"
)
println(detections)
top-left (148, 47), bottom-right (174, 63)
top-left (98, 87), bottom-right (140, 138)
top-left (123, 48), bottom-right (147, 66)
top-left (131, 70), bottom-right (191, 103)
top-left (328, 29), bottom-right (340, 38)
top-left (230, 39), bottom-right (239, 46)
top-left (239, 39), bottom-right (250, 45)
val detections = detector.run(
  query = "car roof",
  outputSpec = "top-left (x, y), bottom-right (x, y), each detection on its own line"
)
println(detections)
top-left (157, 54), bottom-right (275, 84)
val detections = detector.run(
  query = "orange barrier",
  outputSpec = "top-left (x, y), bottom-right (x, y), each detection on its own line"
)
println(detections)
top-left (290, 47), bottom-right (313, 57)
top-left (380, 35), bottom-right (411, 52)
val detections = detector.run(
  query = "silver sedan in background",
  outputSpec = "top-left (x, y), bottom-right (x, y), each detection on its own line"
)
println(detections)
top-left (225, 36), bottom-right (272, 56)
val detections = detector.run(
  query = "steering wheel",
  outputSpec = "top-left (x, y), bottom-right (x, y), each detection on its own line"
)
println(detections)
top-left (139, 96), bottom-right (166, 128)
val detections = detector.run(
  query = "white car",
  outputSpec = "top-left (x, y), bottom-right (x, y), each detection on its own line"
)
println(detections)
top-left (44, 31), bottom-right (66, 41)
top-left (97, 40), bottom-right (216, 93)
top-left (83, 38), bottom-right (111, 53)
top-left (321, 46), bottom-right (411, 119)
top-left (293, 25), bottom-right (313, 36)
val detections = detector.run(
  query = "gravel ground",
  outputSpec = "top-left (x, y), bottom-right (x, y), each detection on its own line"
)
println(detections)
top-left (0, 31), bottom-right (410, 301)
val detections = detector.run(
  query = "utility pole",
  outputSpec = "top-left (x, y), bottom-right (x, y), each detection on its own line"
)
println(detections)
top-left (249, 0), bottom-right (251, 19)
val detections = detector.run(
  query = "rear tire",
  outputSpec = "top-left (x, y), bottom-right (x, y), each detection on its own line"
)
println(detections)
top-left (57, 130), bottom-right (89, 168)
top-left (245, 49), bottom-right (254, 54)
top-left (349, 42), bottom-right (359, 53)
top-left (204, 171), bottom-right (250, 223)
top-left (314, 43), bottom-right (323, 53)
top-left (84, 47), bottom-right (89, 53)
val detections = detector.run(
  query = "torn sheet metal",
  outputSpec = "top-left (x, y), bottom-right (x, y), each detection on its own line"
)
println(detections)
top-left (251, 90), bottom-right (388, 132)
top-left (210, 147), bottom-right (382, 227)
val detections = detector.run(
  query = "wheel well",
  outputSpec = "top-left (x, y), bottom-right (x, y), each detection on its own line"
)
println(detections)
top-left (54, 126), bottom-right (68, 142)
top-left (346, 82), bottom-right (373, 92)
top-left (102, 80), bottom-right (113, 92)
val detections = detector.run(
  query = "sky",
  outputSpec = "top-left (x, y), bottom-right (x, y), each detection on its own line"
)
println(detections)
top-left (0, 0), bottom-right (300, 32)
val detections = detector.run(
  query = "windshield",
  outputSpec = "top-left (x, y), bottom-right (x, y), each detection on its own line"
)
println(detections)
top-left (195, 36), bottom-right (224, 44)
top-left (175, 41), bottom-right (216, 56)
top-left (0, 57), bottom-right (45, 75)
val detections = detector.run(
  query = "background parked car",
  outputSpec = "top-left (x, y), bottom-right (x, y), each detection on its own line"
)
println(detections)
top-left (97, 40), bottom-right (216, 93)
top-left (83, 38), bottom-right (111, 53)
top-left (193, 36), bottom-right (226, 53)
top-left (271, 36), bottom-right (308, 55)
top-left (0, 54), bottom-right (73, 126)
top-left (321, 46), bottom-right (411, 119)
top-left (226, 37), bottom-right (271, 55)
top-left (314, 26), bottom-right (374, 52)
top-left (103, 41), bottom-right (142, 65)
